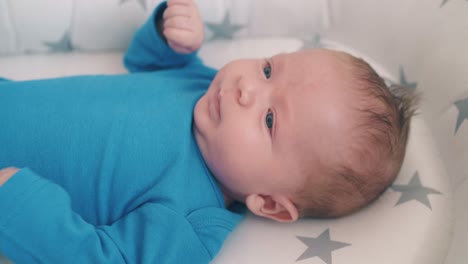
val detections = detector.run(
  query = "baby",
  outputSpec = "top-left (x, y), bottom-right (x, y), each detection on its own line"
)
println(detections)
top-left (0, 0), bottom-right (418, 263)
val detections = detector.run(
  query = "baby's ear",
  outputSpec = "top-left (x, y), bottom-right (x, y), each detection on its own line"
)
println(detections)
top-left (245, 194), bottom-right (299, 222)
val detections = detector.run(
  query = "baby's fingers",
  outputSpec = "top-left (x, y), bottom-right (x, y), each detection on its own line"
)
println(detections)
top-left (164, 25), bottom-right (203, 54)
top-left (164, 16), bottom-right (192, 32)
top-left (167, 40), bottom-right (194, 54)
top-left (162, 0), bottom-right (204, 53)
top-left (163, 4), bottom-right (191, 20)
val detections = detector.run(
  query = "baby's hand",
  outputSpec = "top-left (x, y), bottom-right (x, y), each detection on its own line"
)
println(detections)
top-left (0, 167), bottom-right (19, 186)
top-left (162, 0), bottom-right (204, 54)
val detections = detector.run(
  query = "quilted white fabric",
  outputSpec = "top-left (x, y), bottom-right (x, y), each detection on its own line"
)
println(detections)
top-left (1, 0), bottom-right (467, 263)
top-left (0, 0), bottom-right (73, 53)
top-left (0, 0), bottom-right (328, 53)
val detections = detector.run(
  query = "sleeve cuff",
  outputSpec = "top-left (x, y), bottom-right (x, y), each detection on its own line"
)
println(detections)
top-left (123, 1), bottom-right (199, 72)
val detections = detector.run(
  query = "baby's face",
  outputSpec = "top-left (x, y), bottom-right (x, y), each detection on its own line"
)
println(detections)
top-left (194, 49), bottom-right (357, 202)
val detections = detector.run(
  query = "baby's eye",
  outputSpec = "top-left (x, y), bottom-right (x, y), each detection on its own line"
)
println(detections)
top-left (263, 60), bottom-right (272, 79)
top-left (265, 110), bottom-right (274, 131)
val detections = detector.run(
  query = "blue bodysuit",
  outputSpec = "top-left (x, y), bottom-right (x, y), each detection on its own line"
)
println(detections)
top-left (0, 3), bottom-right (243, 263)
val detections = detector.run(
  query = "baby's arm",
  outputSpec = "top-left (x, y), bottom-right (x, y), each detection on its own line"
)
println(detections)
top-left (123, 0), bottom-right (204, 72)
top-left (0, 169), bottom-right (212, 263)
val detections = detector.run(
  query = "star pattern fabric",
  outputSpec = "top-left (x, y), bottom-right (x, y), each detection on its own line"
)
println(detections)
top-left (391, 172), bottom-right (442, 210)
top-left (441, 0), bottom-right (450, 7)
top-left (454, 97), bottom-right (468, 133)
top-left (440, 0), bottom-right (468, 7)
top-left (399, 66), bottom-right (418, 90)
top-left (43, 31), bottom-right (73, 52)
top-left (120, 0), bottom-right (147, 11)
top-left (296, 229), bottom-right (350, 264)
top-left (206, 12), bottom-right (244, 40)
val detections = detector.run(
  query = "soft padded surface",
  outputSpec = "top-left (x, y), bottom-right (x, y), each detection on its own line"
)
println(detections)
top-left (0, 0), bottom-right (327, 54)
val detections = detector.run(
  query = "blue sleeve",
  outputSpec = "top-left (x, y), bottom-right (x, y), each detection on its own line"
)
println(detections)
top-left (123, 2), bottom-right (203, 73)
top-left (0, 169), bottom-right (211, 264)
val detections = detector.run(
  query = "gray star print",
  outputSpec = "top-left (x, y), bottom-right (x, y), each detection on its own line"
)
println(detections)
top-left (296, 229), bottom-right (351, 264)
top-left (43, 31), bottom-right (73, 52)
top-left (399, 66), bottom-right (417, 90)
top-left (120, 0), bottom-right (146, 11)
top-left (440, 0), bottom-right (468, 7)
top-left (206, 12), bottom-right (244, 40)
top-left (391, 172), bottom-right (442, 210)
top-left (454, 97), bottom-right (468, 134)
top-left (441, 0), bottom-right (450, 7)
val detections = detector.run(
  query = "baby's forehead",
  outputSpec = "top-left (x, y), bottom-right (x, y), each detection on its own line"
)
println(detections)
top-left (272, 48), bottom-right (364, 152)
top-left (274, 49), bottom-right (356, 90)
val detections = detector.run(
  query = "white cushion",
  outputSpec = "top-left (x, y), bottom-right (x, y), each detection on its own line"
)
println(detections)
top-left (0, 0), bottom-right (328, 54)
top-left (0, 0), bottom-right (73, 54)
top-left (71, 0), bottom-right (163, 51)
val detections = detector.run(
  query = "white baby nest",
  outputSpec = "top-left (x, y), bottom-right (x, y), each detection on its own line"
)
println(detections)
top-left (1, 0), bottom-right (466, 263)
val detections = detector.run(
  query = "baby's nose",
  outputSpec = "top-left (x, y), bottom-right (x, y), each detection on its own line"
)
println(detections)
top-left (237, 76), bottom-right (255, 107)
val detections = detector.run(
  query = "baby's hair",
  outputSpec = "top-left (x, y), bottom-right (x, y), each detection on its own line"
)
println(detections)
top-left (295, 51), bottom-right (420, 218)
